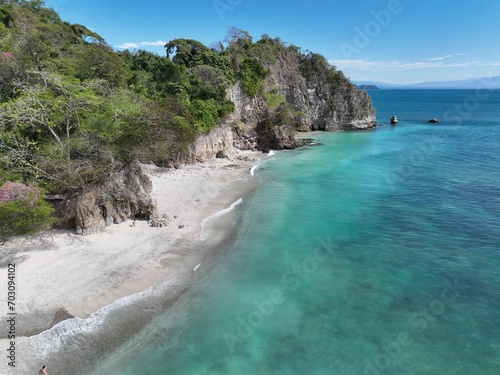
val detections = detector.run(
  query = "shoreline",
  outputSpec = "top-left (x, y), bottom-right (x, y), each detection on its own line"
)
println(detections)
top-left (0, 150), bottom-right (265, 357)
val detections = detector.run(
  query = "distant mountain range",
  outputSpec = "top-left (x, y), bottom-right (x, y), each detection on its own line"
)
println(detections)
top-left (356, 84), bottom-right (379, 90)
top-left (354, 76), bottom-right (500, 90)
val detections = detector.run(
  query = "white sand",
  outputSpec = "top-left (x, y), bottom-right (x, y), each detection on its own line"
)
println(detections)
top-left (0, 150), bottom-right (264, 349)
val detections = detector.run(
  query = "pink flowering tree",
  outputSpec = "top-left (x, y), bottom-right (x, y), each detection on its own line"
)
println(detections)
top-left (0, 52), bottom-right (14, 62)
top-left (0, 182), bottom-right (41, 205)
top-left (0, 181), bottom-right (56, 239)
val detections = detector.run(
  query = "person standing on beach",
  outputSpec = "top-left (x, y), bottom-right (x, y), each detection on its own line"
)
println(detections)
top-left (39, 365), bottom-right (48, 374)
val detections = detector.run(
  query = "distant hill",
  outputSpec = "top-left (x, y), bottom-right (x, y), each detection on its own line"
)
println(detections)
top-left (353, 76), bottom-right (500, 90)
top-left (357, 84), bottom-right (379, 90)
top-left (402, 76), bottom-right (500, 89)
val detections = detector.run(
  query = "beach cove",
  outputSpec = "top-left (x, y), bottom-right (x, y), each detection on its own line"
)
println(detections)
top-left (1, 90), bottom-right (500, 374)
top-left (0, 149), bottom-right (264, 374)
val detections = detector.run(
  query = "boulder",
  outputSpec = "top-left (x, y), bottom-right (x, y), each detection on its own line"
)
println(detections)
top-left (53, 161), bottom-right (156, 235)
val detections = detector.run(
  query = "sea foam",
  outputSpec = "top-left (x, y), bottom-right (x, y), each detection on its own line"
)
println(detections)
top-left (5, 277), bottom-right (179, 375)
top-left (250, 164), bottom-right (258, 176)
top-left (200, 198), bottom-right (243, 241)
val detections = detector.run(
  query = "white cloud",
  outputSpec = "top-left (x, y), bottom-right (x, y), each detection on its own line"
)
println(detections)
top-left (423, 57), bottom-right (447, 61)
top-left (116, 40), bottom-right (168, 49)
top-left (421, 53), bottom-right (468, 62)
top-left (329, 58), bottom-right (500, 72)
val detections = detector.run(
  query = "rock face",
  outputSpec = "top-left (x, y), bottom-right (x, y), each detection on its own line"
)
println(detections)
top-left (53, 161), bottom-right (155, 235)
top-left (179, 121), bottom-right (236, 164)
top-left (225, 81), bottom-right (305, 152)
top-left (255, 121), bottom-right (304, 152)
top-left (264, 54), bottom-right (377, 132)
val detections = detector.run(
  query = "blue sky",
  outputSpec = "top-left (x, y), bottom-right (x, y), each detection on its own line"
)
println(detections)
top-left (44, 0), bottom-right (500, 84)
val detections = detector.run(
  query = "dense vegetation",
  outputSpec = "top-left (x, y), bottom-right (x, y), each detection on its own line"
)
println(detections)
top-left (0, 1), bottom-right (360, 238)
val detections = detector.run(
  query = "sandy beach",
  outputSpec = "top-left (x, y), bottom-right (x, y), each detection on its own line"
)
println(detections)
top-left (0, 150), bottom-right (264, 352)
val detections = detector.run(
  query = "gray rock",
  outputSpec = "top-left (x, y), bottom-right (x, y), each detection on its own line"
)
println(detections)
top-left (53, 161), bottom-right (156, 235)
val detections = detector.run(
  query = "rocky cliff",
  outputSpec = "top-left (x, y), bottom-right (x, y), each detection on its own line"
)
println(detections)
top-left (264, 53), bottom-right (377, 132)
top-left (226, 81), bottom-right (306, 152)
top-left (198, 53), bottom-right (377, 156)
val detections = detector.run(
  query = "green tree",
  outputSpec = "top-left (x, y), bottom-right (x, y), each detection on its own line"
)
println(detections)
top-left (240, 58), bottom-right (267, 96)
top-left (165, 38), bottom-right (210, 68)
top-left (115, 97), bottom-right (195, 164)
top-left (299, 52), bottom-right (330, 80)
top-left (1, 73), bottom-right (99, 148)
top-left (223, 27), bottom-right (253, 71)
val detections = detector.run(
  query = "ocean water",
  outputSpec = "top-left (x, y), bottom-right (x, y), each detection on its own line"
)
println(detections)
top-left (19, 89), bottom-right (500, 374)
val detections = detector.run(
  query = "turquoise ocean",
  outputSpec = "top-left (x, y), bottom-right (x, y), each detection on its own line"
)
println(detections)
top-left (27, 89), bottom-right (500, 374)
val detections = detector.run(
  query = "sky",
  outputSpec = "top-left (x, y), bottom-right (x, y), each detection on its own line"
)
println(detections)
top-left (43, 0), bottom-right (500, 84)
